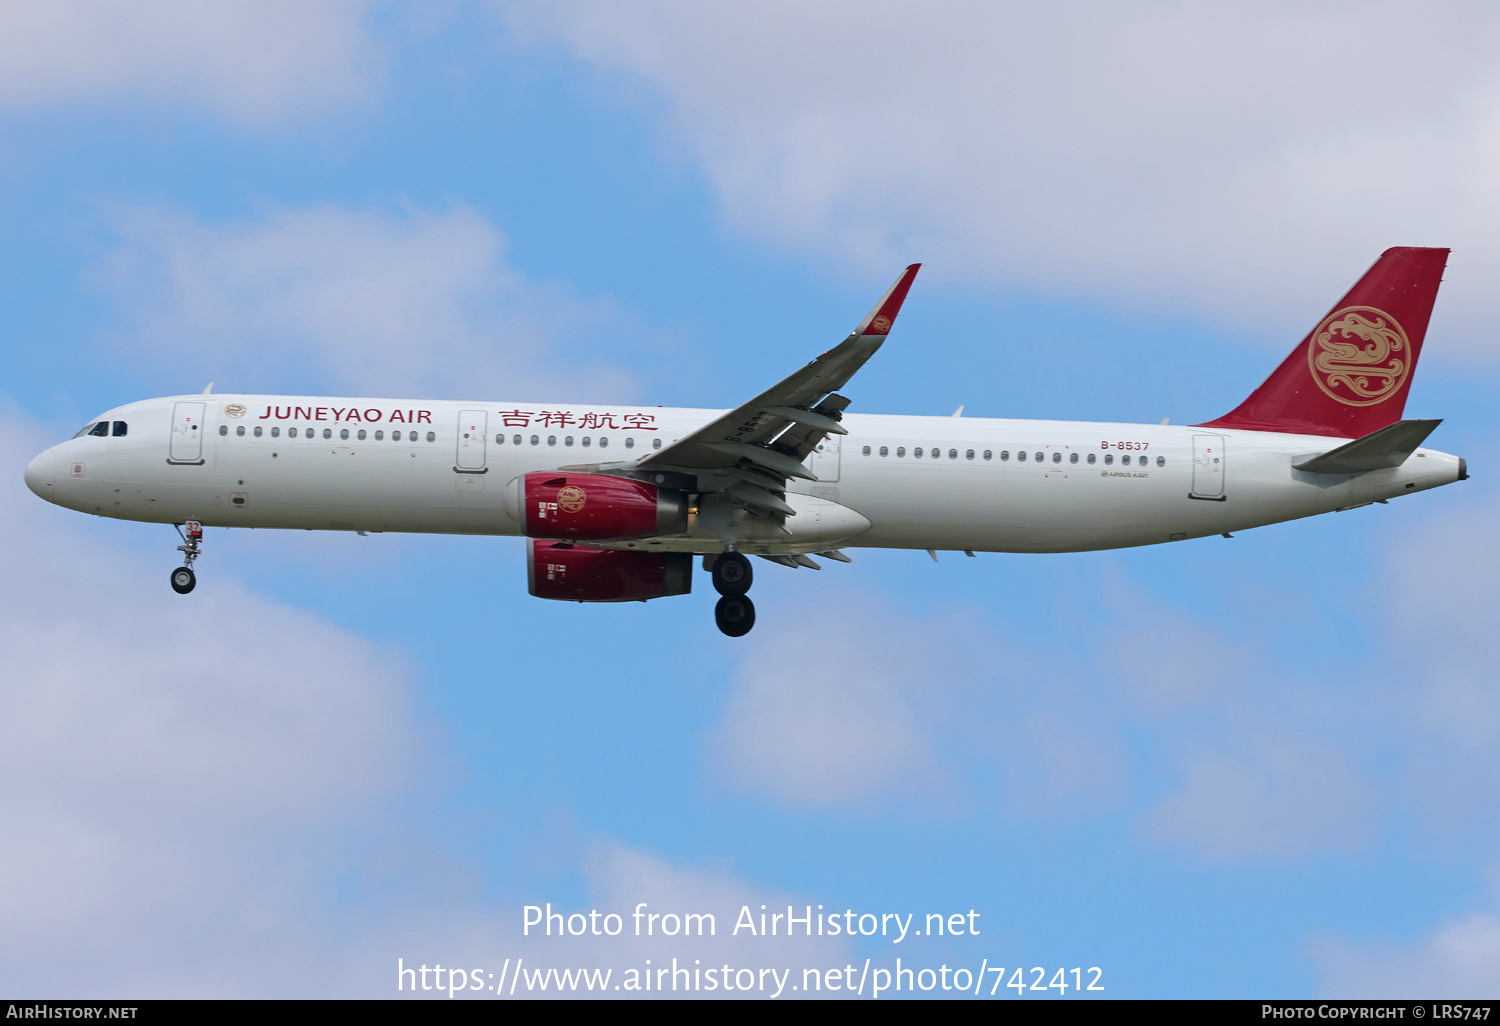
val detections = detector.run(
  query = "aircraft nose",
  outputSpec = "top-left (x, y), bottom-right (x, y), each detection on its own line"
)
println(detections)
top-left (24, 449), bottom-right (55, 500)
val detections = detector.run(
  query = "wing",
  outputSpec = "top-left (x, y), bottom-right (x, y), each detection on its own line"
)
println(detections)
top-left (634, 263), bottom-right (920, 521)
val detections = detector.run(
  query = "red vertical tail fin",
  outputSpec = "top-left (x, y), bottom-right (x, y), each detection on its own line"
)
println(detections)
top-left (1199, 247), bottom-right (1449, 438)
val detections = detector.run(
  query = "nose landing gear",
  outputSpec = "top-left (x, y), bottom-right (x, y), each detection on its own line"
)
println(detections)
top-left (170, 521), bottom-right (203, 594)
top-left (710, 552), bottom-right (755, 637)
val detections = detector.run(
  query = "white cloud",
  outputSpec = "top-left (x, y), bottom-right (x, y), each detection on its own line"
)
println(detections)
top-left (0, 1), bottom-right (379, 126)
top-left (322, 839), bottom-right (856, 1000)
top-left (705, 597), bottom-right (944, 807)
top-left (1314, 913), bottom-right (1500, 998)
top-left (1143, 738), bottom-right (1372, 859)
top-left (706, 593), bottom-right (1128, 813)
top-left (0, 410), bottom-right (417, 993)
top-left (504, 0), bottom-right (1500, 356)
top-left (92, 202), bottom-right (640, 402)
top-left (1381, 483), bottom-right (1500, 838)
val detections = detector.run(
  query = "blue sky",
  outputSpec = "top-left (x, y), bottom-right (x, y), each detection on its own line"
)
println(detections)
top-left (3, 1), bottom-right (1500, 999)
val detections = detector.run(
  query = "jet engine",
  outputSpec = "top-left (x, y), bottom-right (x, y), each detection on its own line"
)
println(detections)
top-left (519, 472), bottom-right (687, 541)
top-left (527, 540), bottom-right (693, 602)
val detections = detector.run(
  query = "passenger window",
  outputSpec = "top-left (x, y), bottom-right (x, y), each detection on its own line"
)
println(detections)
top-left (289, 427), bottom-right (298, 438)
top-left (896, 447), bottom-right (906, 457)
top-left (1069, 452), bottom-right (1078, 463)
top-left (1087, 453), bottom-right (1096, 464)
top-left (324, 428), bottom-right (333, 440)
top-left (1156, 456), bottom-right (1165, 467)
top-left (1034, 452), bottom-right (1043, 462)
top-left (949, 449), bottom-right (957, 459)
top-left (625, 438), bottom-right (635, 449)
top-left (219, 425), bottom-right (228, 436)
top-left (426, 431), bottom-right (436, 442)
top-left (1052, 452), bottom-right (1061, 463)
top-left (357, 429), bottom-right (366, 440)
top-left (984, 450), bottom-right (992, 461)
top-left (652, 438), bottom-right (662, 449)
top-left (581, 436), bottom-right (591, 447)
top-left (862, 445), bottom-right (871, 456)
top-left (565, 436), bottom-right (575, 447)
top-left (271, 427), bottom-right (280, 438)
top-left (513, 435), bottom-right (522, 445)
top-left (1018, 451), bottom-right (1026, 462)
top-left (112, 421), bottom-right (128, 437)
top-left (340, 429), bottom-right (349, 440)
top-left (374, 430), bottom-right (383, 440)
top-left (548, 435), bottom-right (557, 446)
top-left (598, 436), bottom-right (609, 448)
top-left (253, 426), bottom-right (262, 437)
top-left (236, 425), bottom-right (245, 437)
top-left (1122, 455), bottom-right (1131, 466)
top-left (998, 451), bottom-right (1006, 461)
top-left (880, 446), bottom-right (889, 457)
top-left (1105, 453), bottom-right (1114, 465)
top-left (966, 449), bottom-right (975, 460)
top-left (531, 435), bottom-right (539, 445)
top-left (495, 433), bottom-right (504, 444)
top-left (89, 421), bottom-right (110, 437)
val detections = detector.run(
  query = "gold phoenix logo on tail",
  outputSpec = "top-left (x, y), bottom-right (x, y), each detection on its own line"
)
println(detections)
top-left (1307, 306), bottom-right (1410, 406)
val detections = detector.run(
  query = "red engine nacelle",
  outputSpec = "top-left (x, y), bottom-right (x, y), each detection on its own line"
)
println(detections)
top-left (528, 541), bottom-right (693, 602)
top-left (521, 472), bottom-right (687, 541)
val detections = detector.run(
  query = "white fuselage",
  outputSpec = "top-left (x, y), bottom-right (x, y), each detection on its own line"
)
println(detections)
top-left (25, 394), bottom-right (1463, 554)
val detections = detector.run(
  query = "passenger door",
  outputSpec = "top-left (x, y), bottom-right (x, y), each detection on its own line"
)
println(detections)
top-left (169, 402), bottom-right (205, 464)
top-left (1191, 434), bottom-right (1226, 500)
top-left (456, 410), bottom-right (488, 472)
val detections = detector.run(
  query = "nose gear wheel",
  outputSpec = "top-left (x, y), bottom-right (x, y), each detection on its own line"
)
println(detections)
top-left (171, 521), bottom-right (203, 595)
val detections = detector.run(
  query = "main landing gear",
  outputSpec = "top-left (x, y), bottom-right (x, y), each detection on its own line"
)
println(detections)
top-left (711, 552), bottom-right (755, 638)
top-left (170, 521), bottom-right (203, 595)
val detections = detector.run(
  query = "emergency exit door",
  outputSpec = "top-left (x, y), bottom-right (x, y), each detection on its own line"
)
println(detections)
top-left (169, 402), bottom-right (205, 464)
top-left (807, 434), bottom-right (842, 482)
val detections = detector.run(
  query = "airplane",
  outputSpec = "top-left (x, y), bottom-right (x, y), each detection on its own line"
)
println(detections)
top-left (24, 247), bottom-right (1464, 637)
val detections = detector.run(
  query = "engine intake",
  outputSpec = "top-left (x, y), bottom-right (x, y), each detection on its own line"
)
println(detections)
top-left (521, 472), bottom-right (687, 541)
top-left (528, 541), bottom-right (692, 602)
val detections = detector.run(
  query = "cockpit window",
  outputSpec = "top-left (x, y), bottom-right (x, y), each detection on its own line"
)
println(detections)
top-left (88, 422), bottom-right (109, 437)
top-left (73, 423), bottom-right (98, 438)
top-left (112, 421), bottom-right (127, 437)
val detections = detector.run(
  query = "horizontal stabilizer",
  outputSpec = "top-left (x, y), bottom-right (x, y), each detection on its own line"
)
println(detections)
top-left (1292, 418), bottom-right (1442, 474)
